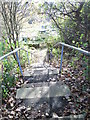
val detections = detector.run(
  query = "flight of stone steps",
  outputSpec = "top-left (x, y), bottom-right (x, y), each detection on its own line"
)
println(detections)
top-left (23, 62), bottom-right (60, 82)
top-left (16, 63), bottom-right (86, 119)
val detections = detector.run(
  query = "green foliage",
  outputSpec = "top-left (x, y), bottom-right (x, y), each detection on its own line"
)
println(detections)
top-left (0, 42), bottom-right (3, 56)
top-left (1, 40), bottom-right (30, 98)
top-left (42, 1), bottom-right (89, 50)
top-left (19, 50), bottom-right (29, 68)
top-left (2, 59), bottom-right (18, 98)
top-left (82, 56), bottom-right (89, 80)
top-left (52, 48), bottom-right (60, 58)
top-left (70, 61), bottom-right (74, 67)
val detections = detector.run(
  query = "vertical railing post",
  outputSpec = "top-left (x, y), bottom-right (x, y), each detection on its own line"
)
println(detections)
top-left (31, 52), bottom-right (32, 63)
top-left (50, 48), bottom-right (52, 65)
top-left (59, 45), bottom-right (64, 74)
top-left (57, 47), bottom-right (59, 66)
top-left (27, 51), bottom-right (30, 65)
top-left (16, 52), bottom-right (23, 76)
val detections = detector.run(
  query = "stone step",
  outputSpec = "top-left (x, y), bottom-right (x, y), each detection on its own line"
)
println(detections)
top-left (16, 97), bottom-right (86, 119)
top-left (23, 73), bottom-right (58, 83)
top-left (21, 81), bottom-right (63, 88)
top-left (16, 82), bottom-right (71, 117)
top-left (16, 82), bottom-right (70, 99)
top-left (29, 62), bottom-right (49, 68)
top-left (31, 68), bottom-right (59, 75)
top-left (23, 67), bottom-right (59, 76)
top-left (23, 70), bottom-right (58, 77)
top-left (16, 96), bottom-right (68, 112)
top-left (24, 68), bottom-right (59, 73)
top-left (52, 113), bottom-right (86, 120)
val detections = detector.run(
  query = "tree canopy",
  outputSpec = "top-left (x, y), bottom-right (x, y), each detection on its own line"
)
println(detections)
top-left (40, 1), bottom-right (90, 50)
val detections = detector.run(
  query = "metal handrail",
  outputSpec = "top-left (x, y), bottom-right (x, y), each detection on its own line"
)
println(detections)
top-left (0, 42), bottom-right (89, 76)
top-left (54, 42), bottom-right (90, 56)
top-left (0, 47), bottom-right (30, 76)
top-left (0, 48), bottom-right (21, 61)
top-left (51, 42), bottom-right (90, 74)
